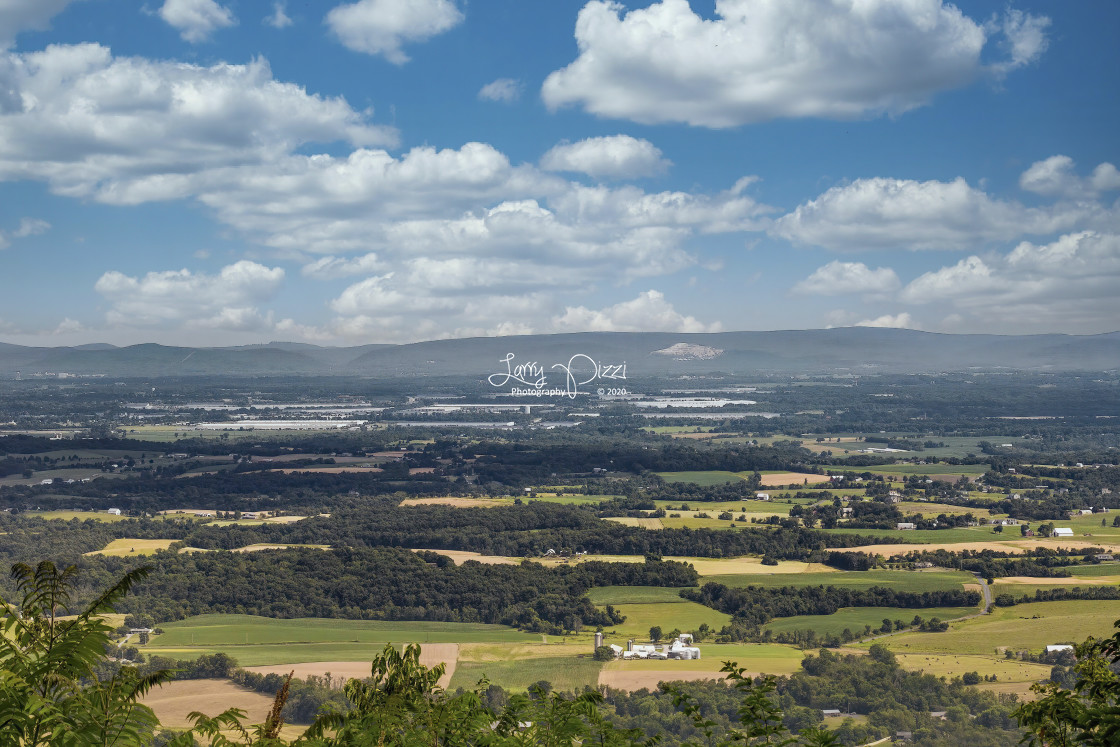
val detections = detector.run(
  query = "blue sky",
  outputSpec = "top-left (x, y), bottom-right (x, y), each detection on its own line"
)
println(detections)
top-left (0, 0), bottom-right (1117, 346)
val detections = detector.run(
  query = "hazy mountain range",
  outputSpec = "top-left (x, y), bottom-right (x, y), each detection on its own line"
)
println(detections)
top-left (1, 329), bottom-right (1118, 378)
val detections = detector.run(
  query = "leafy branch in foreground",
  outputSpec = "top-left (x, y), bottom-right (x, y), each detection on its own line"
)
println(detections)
top-left (1015, 620), bottom-right (1120, 747)
top-left (1, 562), bottom-right (838, 746)
top-left (0, 561), bottom-right (173, 746)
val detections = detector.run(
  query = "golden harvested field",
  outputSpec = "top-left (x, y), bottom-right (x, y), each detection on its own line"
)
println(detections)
top-left (895, 653), bottom-right (1052, 684)
top-left (831, 538), bottom-right (1120, 555)
top-left (977, 681), bottom-right (1043, 700)
top-left (85, 538), bottom-right (178, 557)
top-left (400, 496), bottom-right (508, 508)
top-left (411, 549), bottom-right (522, 565)
top-left (232, 544), bottom-right (330, 552)
top-left (245, 643), bottom-right (458, 689)
top-left (269, 466), bottom-right (382, 474)
top-left (995, 575), bottom-right (1120, 585)
top-left (598, 669), bottom-right (727, 691)
top-left (142, 679), bottom-right (275, 728)
top-left (670, 557), bottom-right (836, 575)
top-left (604, 517), bottom-right (665, 529)
top-left (759, 472), bottom-right (831, 487)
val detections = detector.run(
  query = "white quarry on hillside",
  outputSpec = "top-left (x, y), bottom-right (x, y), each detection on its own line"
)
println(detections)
top-left (652, 343), bottom-right (723, 361)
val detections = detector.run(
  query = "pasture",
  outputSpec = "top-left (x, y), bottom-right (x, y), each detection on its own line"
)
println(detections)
top-left (30, 510), bottom-right (130, 523)
top-left (85, 538), bottom-right (178, 556)
top-left (879, 600), bottom-right (1120, 656)
top-left (700, 569), bottom-right (972, 592)
top-left (598, 643), bottom-right (806, 691)
top-left (762, 605), bottom-right (977, 637)
top-left (655, 471), bottom-right (744, 486)
top-left (895, 654), bottom-right (1053, 685)
top-left (140, 614), bottom-right (538, 667)
top-left (141, 679), bottom-right (279, 729)
top-left (592, 597), bottom-right (732, 641)
top-left (449, 657), bottom-right (603, 692)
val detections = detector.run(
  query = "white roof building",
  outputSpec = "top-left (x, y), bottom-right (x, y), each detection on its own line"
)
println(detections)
top-left (1052, 528), bottom-right (1074, 537)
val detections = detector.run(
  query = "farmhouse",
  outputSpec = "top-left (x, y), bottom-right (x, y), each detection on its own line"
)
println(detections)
top-left (840, 506), bottom-right (854, 518)
top-left (1094, 554), bottom-right (1115, 561)
top-left (1052, 527), bottom-right (1074, 538)
top-left (821, 709), bottom-right (842, 718)
top-left (755, 492), bottom-right (770, 501)
top-left (107, 508), bottom-right (121, 516)
top-left (896, 522), bottom-right (916, 531)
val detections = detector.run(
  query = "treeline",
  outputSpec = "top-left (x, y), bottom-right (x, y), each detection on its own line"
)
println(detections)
top-left (682, 582), bottom-right (980, 636)
top-left (603, 645), bottom-right (1022, 745)
top-left (93, 548), bottom-right (697, 633)
top-left (173, 501), bottom-right (903, 560)
top-left (993, 585), bottom-right (1120, 606)
top-left (890, 547), bottom-right (1099, 578)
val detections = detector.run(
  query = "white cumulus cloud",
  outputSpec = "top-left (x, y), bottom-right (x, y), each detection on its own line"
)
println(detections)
top-left (773, 176), bottom-right (1090, 251)
top-left (542, 0), bottom-right (1046, 128)
top-left (855, 313), bottom-right (916, 329)
top-left (541, 135), bottom-right (670, 180)
top-left (1020, 155), bottom-right (1120, 200)
top-left (265, 2), bottom-right (293, 29)
top-left (301, 253), bottom-right (382, 279)
top-left (793, 261), bottom-right (900, 295)
top-left (478, 78), bottom-right (521, 102)
top-left (94, 260), bottom-right (284, 328)
top-left (0, 44), bottom-right (395, 204)
top-left (553, 290), bottom-right (721, 333)
top-left (326, 0), bottom-right (463, 64)
top-left (0, 216), bottom-right (50, 249)
top-left (159, 0), bottom-right (236, 43)
top-left (0, 0), bottom-right (79, 49)
top-left (899, 231), bottom-right (1120, 332)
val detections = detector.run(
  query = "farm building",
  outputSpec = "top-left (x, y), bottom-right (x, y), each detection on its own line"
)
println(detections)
top-left (1052, 527), bottom-right (1074, 537)
top-left (621, 633), bottom-right (701, 661)
top-left (896, 522), bottom-right (916, 530)
top-left (107, 508), bottom-right (121, 516)
top-left (755, 492), bottom-right (770, 501)
top-left (1046, 645), bottom-right (1074, 653)
top-left (821, 709), bottom-right (842, 718)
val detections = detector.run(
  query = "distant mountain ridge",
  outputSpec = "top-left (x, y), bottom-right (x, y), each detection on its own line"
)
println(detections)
top-left (0, 330), bottom-right (1117, 377)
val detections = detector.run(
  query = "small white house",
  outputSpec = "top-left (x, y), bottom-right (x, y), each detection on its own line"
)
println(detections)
top-left (107, 508), bottom-right (121, 516)
top-left (1052, 527), bottom-right (1074, 538)
top-left (755, 492), bottom-right (770, 501)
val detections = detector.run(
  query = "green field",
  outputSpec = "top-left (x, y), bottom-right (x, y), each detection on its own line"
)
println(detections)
top-left (140, 614), bottom-right (539, 666)
top-left (595, 599), bottom-right (732, 641)
top-left (449, 657), bottom-right (603, 692)
top-left (700, 569), bottom-right (972, 592)
top-left (823, 526), bottom-right (995, 543)
top-left (586, 587), bottom-right (690, 605)
top-left (1068, 563), bottom-right (1120, 577)
top-left (763, 606), bottom-right (976, 637)
top-left (833, 463), bottom-right (990, 476)
top-left (30, 510), bottom-right (131, 523)
top-left (87, 538), bottom-right (179, 556)
top-left (655, 471), bottom-right (746, 486)
top-left (879, 600), bottom-right (1120, 655)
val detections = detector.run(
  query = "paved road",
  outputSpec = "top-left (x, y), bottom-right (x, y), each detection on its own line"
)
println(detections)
top-left (973, 572), bottom-right (993, 613)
